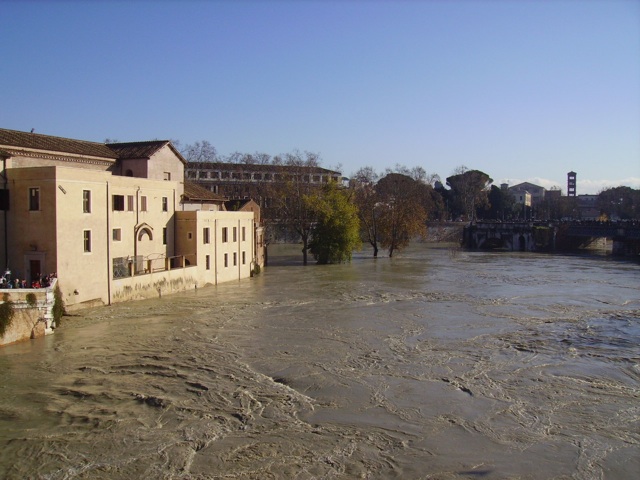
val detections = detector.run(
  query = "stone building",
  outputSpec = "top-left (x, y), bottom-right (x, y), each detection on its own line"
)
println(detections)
top-left (0, 128), bottom-right (264, 312)
top-left (508, 182), bottom-right (546, 206)
top-left (186, 161), bottom-right (342, 206)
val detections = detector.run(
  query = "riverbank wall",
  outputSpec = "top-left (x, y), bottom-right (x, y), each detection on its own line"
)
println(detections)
top-left (0, 284), bottom-right (55, 347)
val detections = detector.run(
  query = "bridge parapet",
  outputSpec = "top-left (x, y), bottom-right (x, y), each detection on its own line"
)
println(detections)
top-left (462, 222), bottom-right (553, 252)
top-left (463, 221), bottom-right (639, 255)
top-left (565, 223), bottom-right (640, 239)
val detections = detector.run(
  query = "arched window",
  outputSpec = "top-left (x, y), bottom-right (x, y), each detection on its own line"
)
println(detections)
top-left (137, 227), bottom-right (153, 241)
top-left (125, 169), bottom-right (134, 177)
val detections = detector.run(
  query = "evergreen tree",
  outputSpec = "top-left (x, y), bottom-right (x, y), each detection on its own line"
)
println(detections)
top-left (309, 182), bottom-right (361, 264)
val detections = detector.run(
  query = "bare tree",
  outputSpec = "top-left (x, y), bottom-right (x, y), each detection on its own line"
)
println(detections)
top-left (270, 151), bottom-right (324, 265)
top-left (181, 140), bottom-right (217, 163)
top-left (376, 173), bottom-right (428, 257)
top-left (352, 167), bottom-right (382, 257)
top-left (253, 152), bottom-right (272, 165)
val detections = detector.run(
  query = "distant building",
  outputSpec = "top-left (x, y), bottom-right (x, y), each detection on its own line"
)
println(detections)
top-left (185, 161), bottom-right (342, 207)
top-left (546, 189), bottom-right (562, 200)
top-left (513, 190), bottom-right (532, 207)
top-left (567, 171), bottom-right (577, 197)
top-left (577, 194), bottom-right (599, 220)
top-left (508, 182), bottom-right (545, 206)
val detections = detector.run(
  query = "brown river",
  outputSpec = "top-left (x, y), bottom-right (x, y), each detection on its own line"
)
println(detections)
top-left (1, 244), bottom-right (638, 479)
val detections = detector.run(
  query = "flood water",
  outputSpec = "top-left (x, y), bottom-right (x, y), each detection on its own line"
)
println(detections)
top-left (0, 244), bottom-right (638, 479)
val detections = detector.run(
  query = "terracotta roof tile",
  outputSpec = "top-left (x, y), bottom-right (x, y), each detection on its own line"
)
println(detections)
top-left (108, 141), bottom-right (187, 164)
top-left (106, 141), bottom-right (168, 159)
top-left (183, 181), bottom-right (226, 202)
top-left (186, 161), bottom-right (340, 175)
top-left (0, 128), bottom-right (118, 159)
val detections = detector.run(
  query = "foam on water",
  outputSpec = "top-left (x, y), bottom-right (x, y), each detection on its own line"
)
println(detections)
top-left (0, 244), bottom-right (638, 479)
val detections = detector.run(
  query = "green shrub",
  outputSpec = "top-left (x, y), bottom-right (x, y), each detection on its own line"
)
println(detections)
top-left (52, 283), bottom-right (65, 327)
top-left (25, 292), bottom-right (37, 307)
top-left (0, 293), bottom-right (15, 338)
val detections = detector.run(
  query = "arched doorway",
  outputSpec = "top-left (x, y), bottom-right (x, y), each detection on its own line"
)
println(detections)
top-left (519, 235), bottom-right (526, 251)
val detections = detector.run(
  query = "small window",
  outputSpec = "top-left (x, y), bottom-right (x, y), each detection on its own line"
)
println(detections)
top-left (242, 226), bottom-right (246, 242)
top-left (205, 255), bottom-right (210, 270)
top-left (188, 232), bottom-right (193, 240)
top-left (224, 253), bottom-right (228, 267)
top-left (83, 190), bottom-right (91, 213)
top-left (233, 252), bottom-right (237, 266)
top-left (203, 227), bottom-right (210, 244)
top-left (242, 251), bottom-right (246, 264)
top-left (163, 172), bottom-right (171, 181)
top-left (140, 196), bottom-right (147, 212)
top-left (222, 227), bottom-right (228, 243)
top-left (163, 227), bottom-right (167, 245)
top-left (113, 228), bottom-right (121, 241)
top-left (29, 187), bottom-right (40, 211)
top-left (83, 230), bottom-right (92, 253)
top-left (127, 195), bottom-right (134, 211)
top-left (162, 197), bottom-right (168, 212)
top-left (233, 227), bottom-right (237, 242)
top-left (112, 194), bottom-right (125, 211)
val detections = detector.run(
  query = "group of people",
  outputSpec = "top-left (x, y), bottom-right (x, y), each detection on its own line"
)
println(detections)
top-left (0, 272), bottom-right (57, 289)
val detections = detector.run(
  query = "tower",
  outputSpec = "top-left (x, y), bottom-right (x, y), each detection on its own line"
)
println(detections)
top-left (567, 171), bottom-right (576, 197)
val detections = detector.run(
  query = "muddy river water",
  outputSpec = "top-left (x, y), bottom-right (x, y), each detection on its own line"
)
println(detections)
top-left (0, 244), bottom-right (638, 479)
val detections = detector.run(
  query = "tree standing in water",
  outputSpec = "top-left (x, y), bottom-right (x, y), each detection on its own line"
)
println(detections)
top-left (309, 181), bottom-right (361, 264)
top-left (375, 173), bottom-right (428, 257)
top-left (270, 151), bottom-right (322, 265)
top-left (352, 167), bottom-right (382, 257)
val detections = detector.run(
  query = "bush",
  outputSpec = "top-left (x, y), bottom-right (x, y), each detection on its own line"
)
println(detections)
top-left (25, 292), bottom-right (37, 307)
top-left (0, 293), bottom-right (15, 338)
top-left (52, 283), bottom-right (66, 327)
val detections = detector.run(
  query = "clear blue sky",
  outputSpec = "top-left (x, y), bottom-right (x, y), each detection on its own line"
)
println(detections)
top-left (2, 0), bottom-right (638, 194)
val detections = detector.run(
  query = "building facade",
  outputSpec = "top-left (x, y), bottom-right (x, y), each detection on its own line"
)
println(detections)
top-left (186, 161), bottom-right (342, 205)
top-left (0, 128), bottom-right (263, 311)
top-left (508, 182), bottom-right (546, 206)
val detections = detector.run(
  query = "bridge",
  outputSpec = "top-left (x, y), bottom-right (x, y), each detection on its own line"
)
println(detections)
top-left (559, 223), bottom-right (640, 255)
top-left (462, 221), bottom-right (640, 256)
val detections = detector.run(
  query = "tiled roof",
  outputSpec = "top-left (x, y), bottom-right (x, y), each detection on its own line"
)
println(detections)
top-left (0, 128), bottom-right (118, 159)
top-left (107, 141), bottom-right (168, 159)
top-left (107, 141), bottom-right (187, 164)
top-left (186, 161), bottom-right (341, 175)
top-left (183, 181), bottom-right (226, 202)
top-left (225, 199), bottom-right (254, 211)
